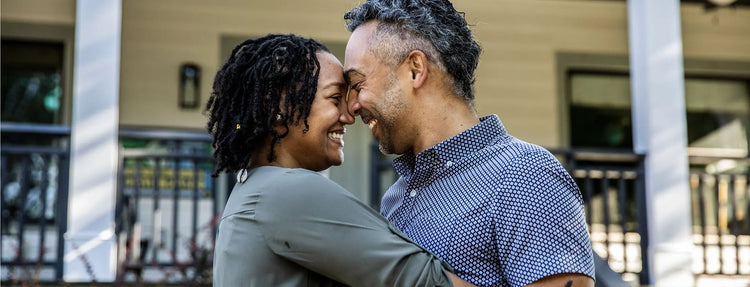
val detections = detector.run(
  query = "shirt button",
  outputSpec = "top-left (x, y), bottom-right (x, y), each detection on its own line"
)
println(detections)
top-left (445, 161), bottom-right (454, 167)
top-left (409, 190), bottom-right (417, 197)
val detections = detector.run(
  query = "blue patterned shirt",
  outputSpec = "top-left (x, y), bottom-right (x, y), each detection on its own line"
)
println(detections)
top-left (381, 115), bottom-right (595, 287)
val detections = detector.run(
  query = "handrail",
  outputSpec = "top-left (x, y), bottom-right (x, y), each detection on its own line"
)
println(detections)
top-left (546, 148), bottom-right (644, 163)
top-left (1, 145), bottom-right (69, 155)
top-left (0, 123), bottom-right (213, 142)
top-left (119, 127), bottom-right (211, 141)
top-left (0, 122), bottom-right (71, 135)
top-left (120, 149), bottom-right (213, 160)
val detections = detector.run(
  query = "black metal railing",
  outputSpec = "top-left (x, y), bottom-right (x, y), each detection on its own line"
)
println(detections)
top-left (689, 155), bottom-right (750, 275)
top-left (551, 149), bottom-right (649, 285)
top-left (115, 128), bottom-right (226, 284)
top-left (1, 122), bottom-right (71, 282)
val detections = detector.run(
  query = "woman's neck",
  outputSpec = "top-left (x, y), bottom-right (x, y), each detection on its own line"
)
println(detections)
top-left (249, 139), bottom-right (300, 169)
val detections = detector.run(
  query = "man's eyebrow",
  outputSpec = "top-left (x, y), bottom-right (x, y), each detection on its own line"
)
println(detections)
top-left (343, 69), bottom-right (363, 84)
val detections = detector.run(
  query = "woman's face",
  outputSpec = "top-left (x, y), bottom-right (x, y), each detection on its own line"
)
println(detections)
top-left (279, 51), bottom-right (354, 171)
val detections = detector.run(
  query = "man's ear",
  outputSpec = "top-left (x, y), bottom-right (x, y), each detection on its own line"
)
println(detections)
top-left (405, 50), bottom-right (428, 89)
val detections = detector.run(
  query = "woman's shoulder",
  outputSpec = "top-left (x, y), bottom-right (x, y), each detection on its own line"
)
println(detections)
top-left (255, 166), bottom-right (338, 187)
top-left (250, 167), bottom-right (376, 228)
top-left (248, 166), bottom-right (353, 203)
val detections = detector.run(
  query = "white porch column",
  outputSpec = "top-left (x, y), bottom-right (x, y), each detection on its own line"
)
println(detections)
top-left (627, 0), bottom-right (693, 286)
top-left (65, 0), bottom-right (122, 282)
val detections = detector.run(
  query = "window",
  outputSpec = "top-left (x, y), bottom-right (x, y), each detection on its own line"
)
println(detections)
top-left (1, 39), bottom-right (69, 226)
top-left (1, 40), bottom-right (65, 125)
top-left (569, 72), bottom-right (633, 149)
top-left (568, 71), bottom-right (750, 161)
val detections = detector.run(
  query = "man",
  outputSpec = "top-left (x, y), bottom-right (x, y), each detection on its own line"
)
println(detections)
top-left (342, 1), bottom-right (595, 286)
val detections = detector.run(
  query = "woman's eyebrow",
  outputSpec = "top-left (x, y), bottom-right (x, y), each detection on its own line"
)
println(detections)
top-left (321, 79), bottom-right (347, 91)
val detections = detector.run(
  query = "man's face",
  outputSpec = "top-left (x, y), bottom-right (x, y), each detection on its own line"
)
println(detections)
top-left (344, 21), bottom-right (411, 155)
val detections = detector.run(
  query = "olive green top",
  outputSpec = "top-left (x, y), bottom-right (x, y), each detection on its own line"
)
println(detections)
top-left (213, 166), bottom-right (453, 287)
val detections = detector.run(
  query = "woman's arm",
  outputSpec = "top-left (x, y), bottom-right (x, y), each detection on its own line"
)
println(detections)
top-left (448, 271), bottom-right (476, 287)
top-left (257, 169), bottom-right (465, 286)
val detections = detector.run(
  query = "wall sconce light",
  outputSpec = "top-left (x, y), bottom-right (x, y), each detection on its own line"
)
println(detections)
top-left (707, 0), bottom-right (737, 6)
top-left (179, 63), bottom-right (201, 109)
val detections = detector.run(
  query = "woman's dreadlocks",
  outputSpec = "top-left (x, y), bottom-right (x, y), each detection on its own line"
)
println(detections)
top-left (206, 34), bottom-right (329, 176)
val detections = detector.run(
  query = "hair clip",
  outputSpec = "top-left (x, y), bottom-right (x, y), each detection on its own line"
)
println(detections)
top-left (236, 124), bottom-right (241, 130)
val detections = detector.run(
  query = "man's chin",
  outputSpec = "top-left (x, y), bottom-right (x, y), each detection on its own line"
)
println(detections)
top-left (378, 142), bottom-right (397, 155)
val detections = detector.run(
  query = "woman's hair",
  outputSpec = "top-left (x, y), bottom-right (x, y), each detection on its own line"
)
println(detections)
top-left (206, 34), bottom-right (329, 176)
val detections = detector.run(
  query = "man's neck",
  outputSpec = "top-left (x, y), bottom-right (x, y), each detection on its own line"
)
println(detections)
top-left (410, 94), bottom-right (479, 155)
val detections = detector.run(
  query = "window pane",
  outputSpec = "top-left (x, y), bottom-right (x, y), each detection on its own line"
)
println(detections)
top-left (569, 73), bottom-right (633, 149)
top-left (1, 40), bottom-right (64, 124)
top-left (685, 78), bottom-right (750, 154)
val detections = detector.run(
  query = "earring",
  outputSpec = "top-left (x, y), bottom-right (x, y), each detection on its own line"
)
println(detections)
top-left (275, 113), bottom-right (283, 121)
top-left (237, 168), bottom-right (248, 183)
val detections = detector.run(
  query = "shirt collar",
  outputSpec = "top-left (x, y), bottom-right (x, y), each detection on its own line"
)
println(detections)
top-left (393, 114), bottom-right (508, 176)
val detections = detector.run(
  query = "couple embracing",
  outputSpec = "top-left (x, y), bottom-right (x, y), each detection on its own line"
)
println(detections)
top-left (208, 1), bottom-right (595, 286)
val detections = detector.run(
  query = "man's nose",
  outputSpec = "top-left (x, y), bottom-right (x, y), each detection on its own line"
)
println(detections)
top-left (339, 99), bottom-right (355, 124)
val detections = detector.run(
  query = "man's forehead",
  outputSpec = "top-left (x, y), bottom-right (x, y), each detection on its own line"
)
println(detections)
top-left (345, 33), bottom-right (369, 62)
top-left (345, 22), bottom-right (377, 61)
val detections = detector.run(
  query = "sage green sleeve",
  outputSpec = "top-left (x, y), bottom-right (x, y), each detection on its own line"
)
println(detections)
top-left (256, 169), bottom-right (453, 287)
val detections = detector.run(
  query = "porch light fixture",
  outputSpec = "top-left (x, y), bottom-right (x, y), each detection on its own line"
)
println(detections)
top-left (708, 0), bottom-right (737, 6)
top-left (179, 63), bottom-right (201, 109)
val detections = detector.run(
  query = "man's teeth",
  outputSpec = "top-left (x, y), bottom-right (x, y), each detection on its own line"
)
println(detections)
top-left (327, 132), bottom-right (343, 140)
top-left (367, 119), bottom-right (377, 129)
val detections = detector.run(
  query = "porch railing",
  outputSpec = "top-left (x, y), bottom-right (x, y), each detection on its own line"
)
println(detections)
top-left (114, 128), bottom-right (227, 284)
top-left (550, 148), bottom-right (649, 285)
top-left (1, 122), bottom-right (71, 282)
top-left (689, 155), bottom-right (750, 275)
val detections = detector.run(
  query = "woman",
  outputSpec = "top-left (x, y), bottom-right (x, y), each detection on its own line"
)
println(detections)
top-left (207, 34), bottom-right (472, 286)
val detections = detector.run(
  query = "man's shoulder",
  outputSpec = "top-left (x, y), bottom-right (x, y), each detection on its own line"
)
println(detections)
top-left (478, 134), bottom-right (556, 167)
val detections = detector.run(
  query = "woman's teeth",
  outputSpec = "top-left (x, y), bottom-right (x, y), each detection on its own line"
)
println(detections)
top-left (327, 132), bottom-right (343, 140)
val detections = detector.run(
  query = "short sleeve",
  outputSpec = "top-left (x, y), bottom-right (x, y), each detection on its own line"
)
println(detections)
top-left (256, 169), bottom-right (453, 287)
top-left (495, 151), bottom-right (595, 287)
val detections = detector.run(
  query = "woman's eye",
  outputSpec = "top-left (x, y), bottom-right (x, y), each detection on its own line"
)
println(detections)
top-left (331, 94), bottom-right (342, 104)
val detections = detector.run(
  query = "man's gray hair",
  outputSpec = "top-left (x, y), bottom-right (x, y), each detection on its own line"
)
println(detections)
top-left (344, 0), bottom-right (482, 103)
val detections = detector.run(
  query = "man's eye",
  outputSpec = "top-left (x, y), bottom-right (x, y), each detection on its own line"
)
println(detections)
top-left (351, 82), bottom-right (362, 91)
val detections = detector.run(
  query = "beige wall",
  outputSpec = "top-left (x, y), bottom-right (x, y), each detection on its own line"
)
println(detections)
top-left (0, 0), bottom-right (76, 25)
top-left (118, 0), bottom-right (359, 129)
